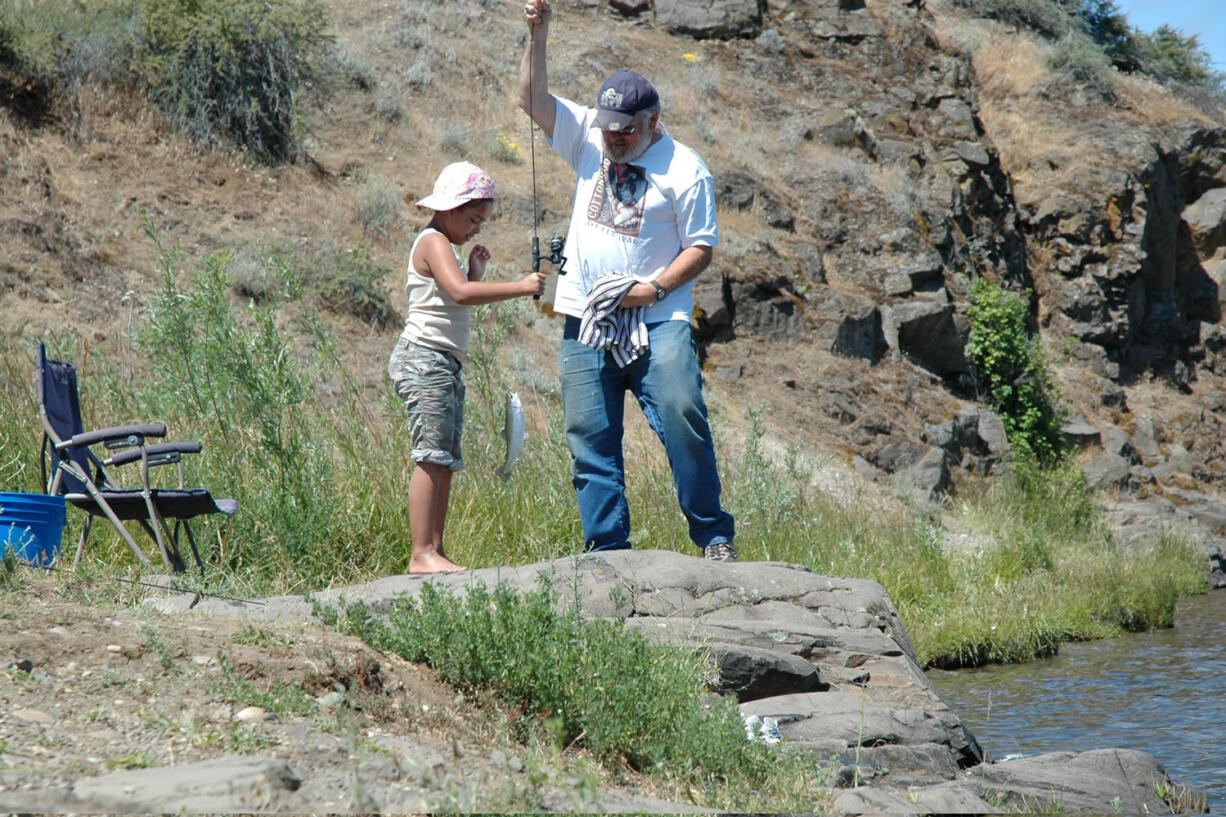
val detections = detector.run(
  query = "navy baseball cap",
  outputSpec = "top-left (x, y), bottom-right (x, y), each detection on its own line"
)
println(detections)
top-left (593, 69), bottom-right (659, 131)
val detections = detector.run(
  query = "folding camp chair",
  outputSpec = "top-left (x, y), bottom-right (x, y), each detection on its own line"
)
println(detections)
top-left (36, 342), bottom-right (238, 573)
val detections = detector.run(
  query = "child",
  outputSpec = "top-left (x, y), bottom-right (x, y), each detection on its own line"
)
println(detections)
top-left (388, 161), bottom-right (545, 574)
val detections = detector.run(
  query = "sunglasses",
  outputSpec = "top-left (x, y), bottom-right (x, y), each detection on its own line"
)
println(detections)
top-left (603, 113), bottom-right (649, 136)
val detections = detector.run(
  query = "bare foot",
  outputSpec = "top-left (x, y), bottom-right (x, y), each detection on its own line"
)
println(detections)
top-left (409, 552), bottom-right (468, 575)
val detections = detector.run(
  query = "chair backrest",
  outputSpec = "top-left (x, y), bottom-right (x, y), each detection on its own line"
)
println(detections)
top-left (37, 342), bottom-right (91, 495)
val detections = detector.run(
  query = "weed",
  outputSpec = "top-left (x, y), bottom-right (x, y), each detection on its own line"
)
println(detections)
top-left (356, 173), bottom-right (404, 238)
top-left (208, 653), bottom-right (316, 717)
top-left (231, 623), bottom-right (293, 648)
top-left (0, 550), bottom-right (18, 588)
top-left (138, 619), bottom-right (176, 673)
top-left (1155, 780), bottom-right (1208, 814)
top-left (486, 131), bottom-right (525, 165)
top-left (104, 751), bottom-right (158, 770)
top-left (5, 663), bottom-right (38, 691)
top-left (439, 120), bottom-right (473, 155)
top-left (404, 59), bottom-right (434, 90)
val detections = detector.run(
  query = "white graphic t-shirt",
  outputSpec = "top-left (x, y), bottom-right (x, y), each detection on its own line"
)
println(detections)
top-left (547, 96), bottom-right (719, 321)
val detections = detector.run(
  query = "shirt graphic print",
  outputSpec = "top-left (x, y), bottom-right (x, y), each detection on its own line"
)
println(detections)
top-left (587, 157), bottom-right (647, 236)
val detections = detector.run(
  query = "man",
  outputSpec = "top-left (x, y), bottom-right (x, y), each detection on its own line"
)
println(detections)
top-left (518, 0), bottom-right (737, 561)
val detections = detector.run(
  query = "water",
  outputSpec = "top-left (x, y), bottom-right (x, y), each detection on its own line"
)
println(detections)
top-left (929, 590), bottom-right (1226, 812)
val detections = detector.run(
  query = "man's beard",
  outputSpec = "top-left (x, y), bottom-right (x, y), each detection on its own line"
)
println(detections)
top-left (604, 134), bottom-right (651, 164)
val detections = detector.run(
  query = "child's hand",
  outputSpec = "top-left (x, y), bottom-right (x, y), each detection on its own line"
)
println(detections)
top-left (521, 272), bottom-right (547, 297)
top-left (468, 245), bottom-right (490, 281)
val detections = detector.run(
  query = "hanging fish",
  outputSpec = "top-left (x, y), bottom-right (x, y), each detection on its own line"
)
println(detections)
top-left (495, 391), bottom-right (525, 481)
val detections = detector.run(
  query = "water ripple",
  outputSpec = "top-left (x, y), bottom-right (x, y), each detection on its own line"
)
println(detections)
top-left (929, 590), bottom-right (1226, 811)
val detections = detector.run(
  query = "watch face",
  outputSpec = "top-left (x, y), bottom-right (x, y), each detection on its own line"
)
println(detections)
top-left (654, 282), bottom-right (666, 300)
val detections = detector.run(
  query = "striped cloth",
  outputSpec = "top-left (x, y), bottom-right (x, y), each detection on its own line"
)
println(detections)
top-left (578, 273), bottom-right (650, 368)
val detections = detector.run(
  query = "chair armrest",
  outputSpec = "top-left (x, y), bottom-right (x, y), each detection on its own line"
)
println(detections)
top-left (62, 423), bottom-right (168, 451)
top-left (106, 441), bottom-right (203, 467)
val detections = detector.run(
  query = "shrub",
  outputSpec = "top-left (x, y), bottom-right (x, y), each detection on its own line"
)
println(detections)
top-left (965, 277), bottom-right (1065, 462)
top-left (0, 0), bottom-right (134, 88)
top-left (485, 131), bottom-right (524, 165)
top-left (952, 0), bottom-right (1075, 40)
top-left (342, 579), bottom-right (777, 785)
top-left (355, 173), bottom-right (403, 239)
top-left (304, 243), bottom-right (397, 328)
top-left (130, 0), bottom-right (334, 162)
top-left (1049, 30), bottom-right (1115, 93)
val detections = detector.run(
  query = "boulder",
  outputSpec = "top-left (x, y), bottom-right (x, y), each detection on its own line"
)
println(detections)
top-left (1183, 187), bottom-right (1226, 259)
top-left (144, 551), bottom-right (1206, 806)
top-left (655, 0), bottom-right (766, 39)
top-left (952, 749), bottom-right (1184, 815)
top-left (71, 756), bottom-right (301, 812)
top-left (1081, 452), bottom-right (1131, 490)
top-left (830, 302), bottom-right (887, 363)
top-left (882, 301), bottom-right (971, 376)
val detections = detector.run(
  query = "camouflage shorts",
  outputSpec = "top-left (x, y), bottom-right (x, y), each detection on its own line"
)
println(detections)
top-left (388, 339), bottom-right (465, 471)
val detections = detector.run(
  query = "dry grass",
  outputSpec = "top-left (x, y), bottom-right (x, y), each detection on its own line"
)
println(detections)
top-left (1114, 72), bottom-right (1226, 128)
top-left (932, 1), bottom-right (1224, 199)
top-left (973, 30), bottom-right (1050, 98)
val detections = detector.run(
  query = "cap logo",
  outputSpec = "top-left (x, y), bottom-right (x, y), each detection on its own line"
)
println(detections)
top-left (600, 87), bottom-right (625, 109)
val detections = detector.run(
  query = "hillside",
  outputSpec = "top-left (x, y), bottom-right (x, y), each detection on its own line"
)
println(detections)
top-left (4, 0), bottom-right (1225, 503)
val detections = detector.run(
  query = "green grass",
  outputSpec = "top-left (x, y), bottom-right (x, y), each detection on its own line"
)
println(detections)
top-left (0, 230), bottom-right (1208, 800)
top-left (337, 576), bottom-right (830, 808)
top-left (2, 231), bottom-right (1207, 660)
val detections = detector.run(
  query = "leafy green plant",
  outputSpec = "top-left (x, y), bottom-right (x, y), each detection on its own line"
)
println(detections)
top-left (966, 277), bottom-right (1065, 463)
top-left (341, 578), bottom-right (776, 786)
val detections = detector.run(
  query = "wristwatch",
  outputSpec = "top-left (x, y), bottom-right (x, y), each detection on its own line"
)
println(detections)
top-left (650, 280), bottom-right (667, 301)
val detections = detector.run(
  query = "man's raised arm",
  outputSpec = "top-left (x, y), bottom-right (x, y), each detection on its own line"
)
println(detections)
top-left (518, 0), bottom-right (556, 138)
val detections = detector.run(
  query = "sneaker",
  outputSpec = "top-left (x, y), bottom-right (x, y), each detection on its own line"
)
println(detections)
top-left (704, 541), bottom-right (738, 562)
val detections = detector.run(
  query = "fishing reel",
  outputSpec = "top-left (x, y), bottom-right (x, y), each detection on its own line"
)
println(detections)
top-left (531, 234), bottom-right (567, 274)
top-left (530, 234), bottom-right (566, 300)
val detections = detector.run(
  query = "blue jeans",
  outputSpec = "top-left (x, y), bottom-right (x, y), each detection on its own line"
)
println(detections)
top-left (559, 316), bottom-right (735, 552)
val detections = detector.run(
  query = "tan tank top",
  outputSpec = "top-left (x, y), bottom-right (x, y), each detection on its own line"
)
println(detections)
top-left (398, 227), bottom-right (471, 363)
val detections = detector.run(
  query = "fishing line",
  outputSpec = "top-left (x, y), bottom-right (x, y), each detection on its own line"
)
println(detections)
top-left (529, 20), bottom-right (541, 295)
top-left (7, 561), bottom-right (266, 606)
top-left (525, 6), bottom-right (564, 297)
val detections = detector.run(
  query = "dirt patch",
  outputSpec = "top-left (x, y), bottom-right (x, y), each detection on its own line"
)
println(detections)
top-left (0, 573), bottom-right (673, 812)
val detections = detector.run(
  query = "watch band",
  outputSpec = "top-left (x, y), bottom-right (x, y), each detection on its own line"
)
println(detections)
top-left (650, 280), bottom-right (667, 301)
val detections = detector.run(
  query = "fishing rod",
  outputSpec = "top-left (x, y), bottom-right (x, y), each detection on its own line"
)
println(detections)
top-left (527, 8), bottom-right (565, 300)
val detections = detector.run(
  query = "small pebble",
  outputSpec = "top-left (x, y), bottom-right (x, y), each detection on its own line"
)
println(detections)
top-left (12, 709), bottom-right (54, 724)
top-left (235, 706), bottom-right (266, 723)
top-left (317, 691), bottom-right (344, 710)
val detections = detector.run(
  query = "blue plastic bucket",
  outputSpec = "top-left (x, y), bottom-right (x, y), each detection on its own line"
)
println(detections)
top-left (0, 492), bottom-right (67, 566)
